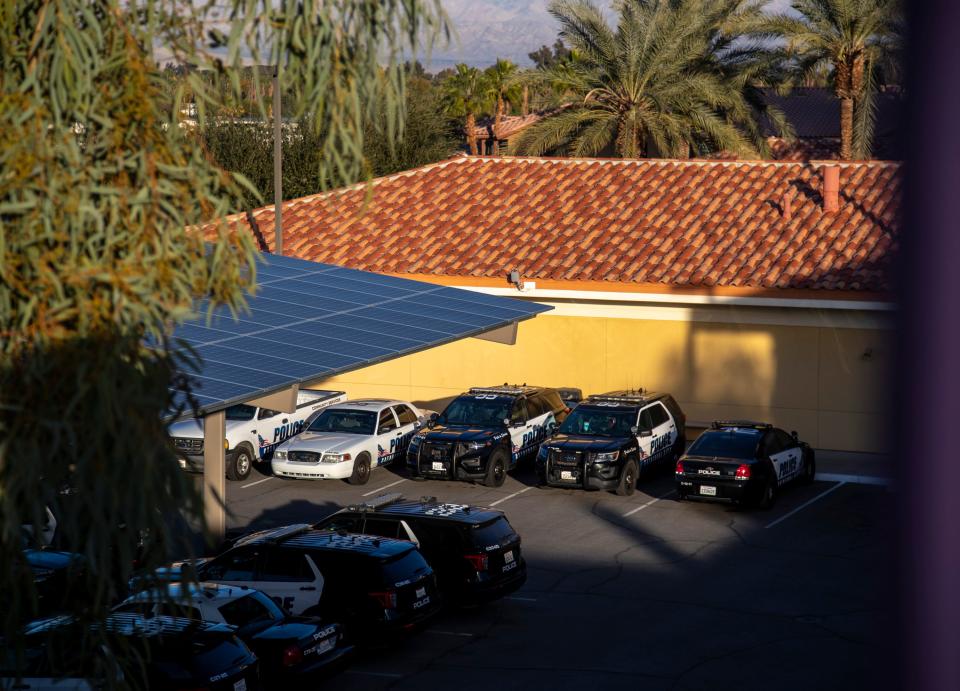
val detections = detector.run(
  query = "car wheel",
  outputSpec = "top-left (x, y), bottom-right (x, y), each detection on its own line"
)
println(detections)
top-left (348, 453), bottom-right (372, 485)
top-left (758, 477), bottom-right (777, 510)
top-left (802, 448), bottom-right (816, 485)
top-left (484, 450), bottom-right (508, 488)
top-left (616, 460), bottom-right (638, 496)
top-left (226, 445), bottom-right (254, 481)
top-left (675, 490), bottom-right (686, 501)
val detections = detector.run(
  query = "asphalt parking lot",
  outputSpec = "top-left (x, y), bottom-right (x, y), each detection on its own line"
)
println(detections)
top-left (217, 460), bottom-right (895, 691)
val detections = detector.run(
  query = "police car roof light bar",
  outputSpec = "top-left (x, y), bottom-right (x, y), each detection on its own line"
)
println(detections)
top-left (418, 496), bottom-right (438, 504)
top-left (469, 384), bottom-right (541, 396)
top-left (711, 420), bottom-right (772, 430)
top-left (347, 492), bottom-right (404, 513)
top-left (587, 392), bottom-right (650, 404)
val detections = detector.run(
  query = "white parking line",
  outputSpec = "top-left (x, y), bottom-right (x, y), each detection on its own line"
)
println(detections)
top-left (489, 486), bottom-right (533, 507)
top-left (361, 479), bottom-right (407, 497)
top-left (504, 595), bottom-right (538, 602)
top-left (817, 472), bottom-right (891, 487)
top-left (765, 481), bottom-right (847, 529)
top-left (427, 629), bottom-right (475, 637)
top-left (240, 477), bottom-right (274, 489)
top-left (345, 670), bottom-right (403, 679)
top-left (622, 490), bottom-right (676, 517)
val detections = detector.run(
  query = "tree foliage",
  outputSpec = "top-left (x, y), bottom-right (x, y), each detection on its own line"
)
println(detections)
top-left (441, 64), bottom-right (494, 155)
top-left (0, 0), bottom-right (445, 684)
top-left (511, 0), bottom-right (788, 159)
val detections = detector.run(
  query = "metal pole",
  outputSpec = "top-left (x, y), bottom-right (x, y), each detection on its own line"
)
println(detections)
top-left (273, 65), bottom-right (283, 256)
top-left (202, 410), bottom-right (227, 546)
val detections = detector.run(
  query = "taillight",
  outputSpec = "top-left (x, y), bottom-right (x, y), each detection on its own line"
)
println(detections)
top-left (464, 553), bottom-right (489, 572)
top-left (675, 460), bottom-right (684, 475)
top-left (369, 590), bottom-right (398, 609)
top-left (282, 644), bottom-right (304, 668)
top-left (735, 464), bottom-right (751, 480)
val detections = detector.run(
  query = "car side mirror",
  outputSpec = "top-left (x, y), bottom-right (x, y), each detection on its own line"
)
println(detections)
top-left (638, 429), bottom-right (653, 438)
top-left (428, 413), bottom-right (438, 428)
top-left (630, 425), bottom-right (638, 435)
top-left (414, 420), bottom-right (422, 429)
top-left (791, 430), bottom-right (799, 440)
top-left (548, 421), bottom-right (559, 434)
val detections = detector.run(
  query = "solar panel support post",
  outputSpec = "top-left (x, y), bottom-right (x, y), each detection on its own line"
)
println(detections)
top-left (248, 383), bottom-right (298, 414)
top-left (473, 322), bottom-right (518, 345)
top-left (273, 65), bottom-right (283, 257)
top-left (203, 410), bottom-right (227, 545)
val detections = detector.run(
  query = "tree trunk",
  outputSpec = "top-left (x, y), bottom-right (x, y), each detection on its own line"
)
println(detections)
top-left (494, 94), bottom-right (504, 137)
top-left (522, 85), bottom-right (529, 117)
top-left (466, 112), bottom-right (478, 155)
top-left (839, 96), bottom-right (853, 160)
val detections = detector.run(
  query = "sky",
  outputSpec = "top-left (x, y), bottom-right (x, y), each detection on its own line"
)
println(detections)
top-left (426, 0), bottom-right (794, 70)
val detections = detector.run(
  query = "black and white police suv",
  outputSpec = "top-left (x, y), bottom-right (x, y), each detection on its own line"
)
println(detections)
top-left (407, 385), bottom-right (569, 486)
top-left (170, 524), bottom-right (441, 642)
top-left (675, 421), bottom-right (816, 508)
top-left (536, 390), bottom-right (686, 495)
top-left (116, 582), bottom-right (352, 684)
top-left (314, 493), bottom-right (527, 605)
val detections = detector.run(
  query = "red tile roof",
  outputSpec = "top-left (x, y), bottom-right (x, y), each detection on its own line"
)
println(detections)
top-left (472, 112), bottom-right (544, 140)
top-left (217, 155), bottom-right (901, 295)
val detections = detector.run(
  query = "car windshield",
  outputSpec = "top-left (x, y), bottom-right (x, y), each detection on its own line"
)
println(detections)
top-left (439, 396), bottom-right (512, 427)
top-left (558, 406), bottom-right (636, 437)
top-left (225, 404), bottom-right (257, 421)
top-left (307, 409), bottom-right (377, 435)
top-left (687, 431), bottom-right (759, 460)
top-left (218, 592), bottom-right (283, 631)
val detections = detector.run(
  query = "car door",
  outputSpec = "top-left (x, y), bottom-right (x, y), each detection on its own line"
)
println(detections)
top-left (257, 547), bottom-right (324, 615)
top-left (374, 407), bottom-right (403, 466)
top-left (507, 398), bottom-right (533, 463)
top-left (645, 402), bottom-right (676, 464)
top-left (390, 404), bottom-right (420, 456)
top-left (255, 407), bottom-right (285, 459)
top-left (526, 394), bottom-right (556, 444)
top-left (770, 428), bottom-right (802, 485)
top-left (635, 406), bottom-right (655, 467)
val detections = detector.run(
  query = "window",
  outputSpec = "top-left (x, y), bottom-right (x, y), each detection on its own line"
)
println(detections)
top-left (258, 408), bottom-right (280, 420)
top-left (638, 407), bottom-right (654, 432)
top-left (394, 405), bottom-right (418, 425)
top-left (510, 399), bottom-right (528, 425)
top-left (260, 549), bottom-right (314, 582)
top-left (225, 404), bottom-right (257, 421)
top-left (308, 408), bottom-right (377, 435)
top-left (204, 549), bottom-right (259, 581)
top-left (774, 429), bottom-right (795, 449)
top-left (647, 403), bottom-right (670, 427)
top-left (439, 395), bottom-right (512, 427)
top-left (378, 409), bottom-right (398, 434)
top-left (318, 515), bottom-right (362, 533)
top-left (362, 518), bottom-right (403, 539)
top-left (542, 390), bottom-right (566, 414)
top-left (526, 395), bottom-right (549, 418)
top-left (218, 592), bottom-right (282, 630)
top-left (156, 603), bottom-right (202, 621)
top-left (687, 431), bottom-right (760, 460)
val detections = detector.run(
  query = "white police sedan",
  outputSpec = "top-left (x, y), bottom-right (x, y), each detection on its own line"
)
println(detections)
top-left (272, 399), bottom-right (431, 485)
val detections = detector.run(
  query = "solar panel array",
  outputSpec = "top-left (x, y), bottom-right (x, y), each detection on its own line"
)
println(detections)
top-left (168, 253), bottom-right (551, 417)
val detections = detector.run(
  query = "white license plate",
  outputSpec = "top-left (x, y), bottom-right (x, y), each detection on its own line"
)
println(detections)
top-left (431, 461), bottom-right (444, 471)
top-left (234, 680), bottom-right (247, 691)
top-left (700, 485), bottom-right (717, 496)
top-left (412, 596), bottom-right (431, 609)
top-left (416, 587), bottom-right (426, 598)
top-left (178, 459), bottom-right (187, 469)
top-left (503, 550), bottom-right (514, 564)
top-left (310, 637), bottom-right (335, 656)
top-left (560, 470), bottom-right (575, 480)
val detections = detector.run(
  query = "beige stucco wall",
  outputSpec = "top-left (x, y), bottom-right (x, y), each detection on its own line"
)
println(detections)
top-left (311, 310), bottom-right (892, 453)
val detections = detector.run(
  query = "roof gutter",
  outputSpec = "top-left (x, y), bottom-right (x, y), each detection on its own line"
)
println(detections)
top-left (456, 286), bottom-right (896, 312)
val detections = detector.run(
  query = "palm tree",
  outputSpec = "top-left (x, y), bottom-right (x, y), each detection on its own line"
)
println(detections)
top-left (760, 0), bottom-right (902, 160)
top-left (484, 59), bottom-right (522, 150)
top-left (511, 0), bottom-right (786, 159)
top-left (441, 64), bottom-right (493, 155)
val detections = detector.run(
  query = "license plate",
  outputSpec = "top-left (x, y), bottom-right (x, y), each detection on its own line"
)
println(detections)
top-left (178, 458), bottom-right (186, 469)
top-left (416, 587), bottom-right (426, 598)
top-left (431, 461), bottom-right (444, 471)
top-left (503, 550), bottom-right (514, 564)
top-left (412, 596), bottom-right (431, 609)
top-left (308, 637), bottom-right (335, 656)
top-left (234, 680), bottom-right (247, 691)
top-left (560, 470), bottom-right (575, 480)
top-left (700, 485), bottom-right (717, 496)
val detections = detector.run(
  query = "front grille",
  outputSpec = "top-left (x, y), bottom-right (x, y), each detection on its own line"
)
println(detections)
top-left (289, 450), bottom-right (321, 463)
top-left (549, 448), bottom-right (581, 467)
top-left (172, 437), bottom-right (203, 454)
top-left (420, 442), bottom-right (452, 474)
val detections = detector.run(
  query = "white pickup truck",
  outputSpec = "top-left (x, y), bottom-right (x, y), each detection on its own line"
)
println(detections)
top-left (168, 389), bottom-right (346, 481)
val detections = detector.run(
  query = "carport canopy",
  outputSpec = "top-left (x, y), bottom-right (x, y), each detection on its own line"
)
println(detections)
top-left (167, 252), bottom-right (552, 541)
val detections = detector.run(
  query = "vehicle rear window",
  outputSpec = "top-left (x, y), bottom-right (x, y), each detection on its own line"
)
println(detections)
top-left (218, 592), bottom-right (283, 630)
top-left (687, 431), bottom-right (759, 460)
top-left (469, 517), bottom-right (516, 548)
top-left (225, 404), bottom-right (257, 421)
top-left (378, 549), bottom-right (430, 585)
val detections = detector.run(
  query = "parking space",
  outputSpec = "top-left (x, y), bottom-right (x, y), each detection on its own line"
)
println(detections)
top-left (206, 459), bottom-right (895, 690)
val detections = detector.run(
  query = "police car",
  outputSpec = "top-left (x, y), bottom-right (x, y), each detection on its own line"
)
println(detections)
top-left (675, 421), bottom-right (815, 508)
top-left (536, 390), bottom-right (686, 495)
top-left (116, 582), bottom-right (352, 683)
top-left (272, 399), bottom-right (430, 485)
top-left (167, 524), bottom-right (441, 642)
top-left (314, 493), bottom-right (527, 605)
top-left (407, 385), bottom-right (569, 487)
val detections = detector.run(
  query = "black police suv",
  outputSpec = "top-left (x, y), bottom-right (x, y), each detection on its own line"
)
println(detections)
top-left (173, 524), bottom-right (441, 643)
top-left (4, 613), bottom-right (258, 690)
top-left (21, 549), bottom-right (87, 618)
top-left (117, 582), bottom-right (352, 684)
top-left (314, 493), bottom-right (527, 605)
top-left (407, 385), bottom-right (569, 486)
top-left (675, 421), bottom-right (815, 508)
top-left (536, 390), bottom-right (686, 495)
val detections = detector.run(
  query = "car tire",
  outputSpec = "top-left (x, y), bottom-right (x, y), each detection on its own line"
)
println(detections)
top-left (226, 444), bottom-right (254, 481)
top-left (675, 490), bottom-right (686, 501)
top-left (348, 453), bottom-right (372, 485)
top-left (758, 476), bottom-right (777, 510)
top-left (484, 450), bottom-right (508, 488)
top-left (616, 460), bottom-right (638, 496)
top-left (802, 448), bottom-right (816, 484)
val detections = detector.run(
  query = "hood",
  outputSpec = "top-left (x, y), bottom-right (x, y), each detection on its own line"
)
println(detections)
top-left (422, 425), bottom-right (504, 444)
top-left (248, 618), bottom-right (329, 643)
top-left (168, 417), bottom-right (250, 440)
top-left (546, 434), bottom-right (626, 454)
top-left (279, 431), bottom-right (363, 454)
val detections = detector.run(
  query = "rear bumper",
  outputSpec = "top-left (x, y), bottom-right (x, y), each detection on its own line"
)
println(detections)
top-left (676, 476), bottom-right (759, 502)
top-left (269, 643), bottom-right (355, 685)
top-left (458, 559), bottom-right (527, 605)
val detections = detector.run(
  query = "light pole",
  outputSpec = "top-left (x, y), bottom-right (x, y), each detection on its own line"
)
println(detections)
top-left (273, 64), bottom-right (283, 256)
